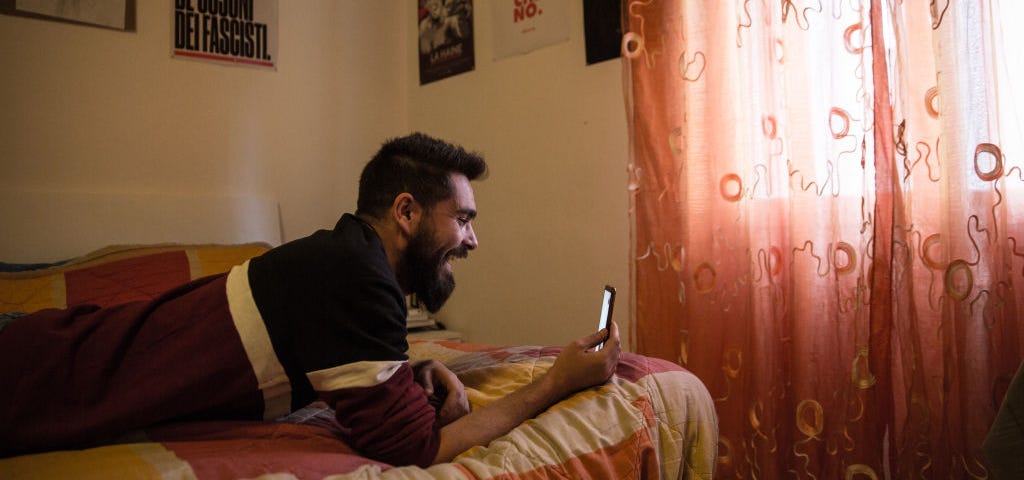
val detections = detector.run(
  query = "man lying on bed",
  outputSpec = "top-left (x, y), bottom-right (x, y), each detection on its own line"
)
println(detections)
top-left (0, 132), bottom-right (622, 466)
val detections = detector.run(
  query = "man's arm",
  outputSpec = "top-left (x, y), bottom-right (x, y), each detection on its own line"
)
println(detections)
top-left (432, 321), bottom-right (622, 464)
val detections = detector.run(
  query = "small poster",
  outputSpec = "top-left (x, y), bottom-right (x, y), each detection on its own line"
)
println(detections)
top-left (418, 0), bottom-right (475, 85)
top-left (492, 0), bottom-right (568, 60)
top-left (171, 0), bottom-right (278, 70)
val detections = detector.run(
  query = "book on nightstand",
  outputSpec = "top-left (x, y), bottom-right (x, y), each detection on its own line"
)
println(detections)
top-left (406, 306), bottom-right (436, 329)
top-left (406, 294), bottom-right (437, 329)
top-left (405, 295), bottom-right (461, 341)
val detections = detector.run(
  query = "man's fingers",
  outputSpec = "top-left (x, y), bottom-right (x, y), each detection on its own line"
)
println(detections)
top-left (417, 368), bottom-right (435, 396)
top-left (582, 328), bottom-right (609, 349)
top-left (607, 321), bottom-right (620, 344)
top-left (582, 321), bottom-right (620, 350)
top-left (442, 391), bottom-right (467, 416)
top-left (434, 382), bottom-right (470, 427)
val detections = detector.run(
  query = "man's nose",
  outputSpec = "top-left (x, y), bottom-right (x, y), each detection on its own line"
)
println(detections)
top-left (464, 223), bottom-right (478, 250)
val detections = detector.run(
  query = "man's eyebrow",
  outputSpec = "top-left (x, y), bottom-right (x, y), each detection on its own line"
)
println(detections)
top-left (457, 208), bottom-right (477, 220)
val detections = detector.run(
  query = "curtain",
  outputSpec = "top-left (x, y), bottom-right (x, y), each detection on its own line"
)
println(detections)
top-left (623, 1), bottom-right (1024, 478)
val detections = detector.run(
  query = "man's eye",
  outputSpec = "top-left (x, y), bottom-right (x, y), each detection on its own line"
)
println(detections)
top-left (457, 217), bottom-right (469, 226)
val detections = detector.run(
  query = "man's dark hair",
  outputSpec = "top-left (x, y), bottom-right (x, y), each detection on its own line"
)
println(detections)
top-left (356, 132), bottom-right (487, 219)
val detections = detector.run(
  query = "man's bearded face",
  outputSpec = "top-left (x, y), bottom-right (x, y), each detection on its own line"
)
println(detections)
top-left (406, 217), bottom-right (466, 313)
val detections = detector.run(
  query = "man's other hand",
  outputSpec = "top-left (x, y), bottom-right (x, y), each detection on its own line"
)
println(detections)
top-left (413, 359), bottom-right (470, 427)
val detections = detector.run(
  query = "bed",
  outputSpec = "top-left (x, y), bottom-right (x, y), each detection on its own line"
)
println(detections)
top-left (0, 241), bottom-right (717, 479)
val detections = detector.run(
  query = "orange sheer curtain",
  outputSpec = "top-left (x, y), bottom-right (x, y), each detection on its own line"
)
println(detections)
top-left (624, 0), bottom-right (1023, 478)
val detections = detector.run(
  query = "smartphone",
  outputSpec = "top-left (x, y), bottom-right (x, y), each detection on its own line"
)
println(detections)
top-left (595, 285), bottom-right (616, 351)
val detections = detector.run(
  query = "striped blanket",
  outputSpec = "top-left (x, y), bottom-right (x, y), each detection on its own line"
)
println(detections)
top-left (0, 243), bottom-right (717, 479)
top-left (0, 339), bottom-right (716, 479)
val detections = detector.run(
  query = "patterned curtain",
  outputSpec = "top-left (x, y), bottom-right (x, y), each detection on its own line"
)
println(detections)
top-left (623, 0), bottom-right (1024, 478)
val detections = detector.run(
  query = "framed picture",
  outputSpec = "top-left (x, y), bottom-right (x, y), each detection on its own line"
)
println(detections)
top-left (0, 0), bottom-right (136, 31)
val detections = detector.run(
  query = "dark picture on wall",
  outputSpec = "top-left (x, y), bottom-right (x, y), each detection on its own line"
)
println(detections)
top-left (418, 0), bottom-right (474, 85)
top-left (583, 0), bottom-right (621, 65)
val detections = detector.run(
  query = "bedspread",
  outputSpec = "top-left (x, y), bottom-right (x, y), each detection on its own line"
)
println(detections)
top-left (0, 340), bottom-right (716, 479)
top-left (0, 243), bottom-right (716, 479)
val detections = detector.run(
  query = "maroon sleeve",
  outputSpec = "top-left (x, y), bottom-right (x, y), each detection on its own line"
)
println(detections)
top-left (319, 363), bottom-right (441, 467)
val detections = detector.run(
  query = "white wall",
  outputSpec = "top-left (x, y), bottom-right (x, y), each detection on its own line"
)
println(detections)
top-left (0, 1), bottom-right (630, 348)
top-left (0, 1), bottom-right (407, 250)
top-left (407, 2), bottom-right (631, 348)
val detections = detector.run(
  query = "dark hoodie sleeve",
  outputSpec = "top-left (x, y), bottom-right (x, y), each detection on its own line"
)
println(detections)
top-left (310, 361), bottom-right (441, 467)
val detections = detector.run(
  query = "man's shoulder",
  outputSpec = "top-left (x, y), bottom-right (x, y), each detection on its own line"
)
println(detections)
top-left (261, 215), bottom-right (380, 261)
top-left (247, 216), bottom-right (392, 295)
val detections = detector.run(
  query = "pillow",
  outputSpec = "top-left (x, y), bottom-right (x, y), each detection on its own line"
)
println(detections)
top-left (0, 243), bottom-right (270, 315)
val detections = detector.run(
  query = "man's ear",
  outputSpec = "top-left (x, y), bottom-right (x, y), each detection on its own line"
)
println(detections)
top-left (391, 193), bottom-right (421, 236)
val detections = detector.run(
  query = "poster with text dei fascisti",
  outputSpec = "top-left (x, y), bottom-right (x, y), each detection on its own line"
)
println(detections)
top-left (172, 0), bottom-right (278, 70)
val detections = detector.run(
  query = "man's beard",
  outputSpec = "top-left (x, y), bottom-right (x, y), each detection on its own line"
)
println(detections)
top-left (406, 223), bottom-right (463, 313)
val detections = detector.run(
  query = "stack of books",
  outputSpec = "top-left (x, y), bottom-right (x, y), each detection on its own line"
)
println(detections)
top-left (406, 307), bottom-right (436, 329)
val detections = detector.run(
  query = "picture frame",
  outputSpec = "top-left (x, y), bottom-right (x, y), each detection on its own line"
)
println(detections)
top-left (0, 0), bottom-right (136, 31)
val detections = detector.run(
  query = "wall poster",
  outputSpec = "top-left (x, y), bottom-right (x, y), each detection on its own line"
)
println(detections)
top-left (418, 0), bottom-right (474, 85)
top-left (172, 0), bottom-right (277, 70)
top-left (491, 0), bottom-right (569, 60)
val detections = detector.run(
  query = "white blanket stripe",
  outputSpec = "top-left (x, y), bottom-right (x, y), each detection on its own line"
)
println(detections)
top-left (307, 361), bottom-right (406, 392)
top-left (226, 261), bottom-right (292, 420)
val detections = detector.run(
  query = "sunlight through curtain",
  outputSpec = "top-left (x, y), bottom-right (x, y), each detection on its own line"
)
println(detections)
top-left (623, 0), bottom-right (1024, 478)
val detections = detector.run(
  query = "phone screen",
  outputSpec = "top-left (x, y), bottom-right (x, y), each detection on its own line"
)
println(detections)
top-left (595, 285), bottom-right (616, 351)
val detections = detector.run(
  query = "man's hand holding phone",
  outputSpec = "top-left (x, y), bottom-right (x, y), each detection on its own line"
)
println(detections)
top-left (431, 316), bottom-right (622, 464)
top-left (539, 285), bottom-right (621, 397)
top-left (545, 319), bottom-right (621, 396)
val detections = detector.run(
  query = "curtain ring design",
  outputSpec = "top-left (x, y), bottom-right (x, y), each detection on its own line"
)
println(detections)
top-left (925, 86), bottom-right (940, 118)
top-left (718, 436), bottom-right (734, 468)
top-left (845, 464), bottom-right (880, 480)
top-left (669, 127), bottom-right (684, 155)
top-left (796, 399), bottom-right (824, 438)
top-left (694, 262), bottom-right (717, 292)
top-left (762, 115), bottom-right (778, 139)
top-left (834, 242), bottom-right (857, 275)
top-left (922, 233), bottom-right (946, 269)
top-left (830, 107), bottom-right (851, 139)
top-left (851, 347), bottom-right (877, 389)
top-left (722, 348), bottom-right (743, 379)
top-left (843, 23), bottom-right (865, 54)
top-left (945, 259), bottom-right (973, 301)
top-left (974, 143), bottom-right (1003, 181)
top-left (720, 173), bottom-right (743, 202)
top-left (770, 246), bottom-right (783, 276)
top-left (622, 32), bottom-right (644, 59)
top-left (670, 244), bottom-right (685, 272)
